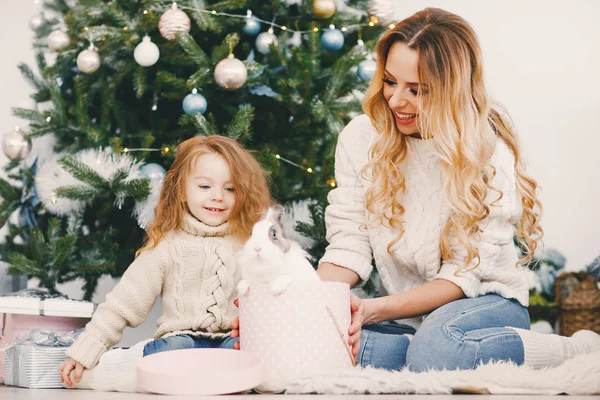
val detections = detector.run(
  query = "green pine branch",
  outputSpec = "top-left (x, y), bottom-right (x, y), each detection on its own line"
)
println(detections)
top-left (176, 31), bottom-right (211, 67)
top-left (227, 104), bottom-right (253, 142)
top-left (7, 218), bottom-right (78, 295)
top-left (0, 178), bottom-right (21, 228)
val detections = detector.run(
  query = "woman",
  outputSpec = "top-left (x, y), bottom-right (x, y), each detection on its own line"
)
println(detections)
top-left (317, 7), bottom-right (600, 372)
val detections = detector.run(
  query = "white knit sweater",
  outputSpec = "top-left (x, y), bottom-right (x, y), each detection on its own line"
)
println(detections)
top-left (319, 114), bottom-right (529, 326)
top-left (66, 214), bottom-right (242, 368)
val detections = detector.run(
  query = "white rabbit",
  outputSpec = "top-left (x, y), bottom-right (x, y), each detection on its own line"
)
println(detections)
top-left (237, 205), bottom-right (320, 296)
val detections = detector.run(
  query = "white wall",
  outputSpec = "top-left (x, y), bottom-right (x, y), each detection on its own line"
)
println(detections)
top-left (1, 0), bottom-right (599, 344)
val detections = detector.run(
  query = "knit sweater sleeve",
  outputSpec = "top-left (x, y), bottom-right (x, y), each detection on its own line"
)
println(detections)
top-left (319, 115), bottom-right (374, 284)
top-left (434, 139), bottom-right (523, 298)
top-left (66, 246), bottom-right (167, 369)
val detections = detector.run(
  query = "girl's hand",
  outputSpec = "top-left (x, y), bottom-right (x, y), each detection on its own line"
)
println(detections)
top-left (348, 295), bottom-right (366, 359)
top-left (58, 357), bottom-right (85, 386)
top-left (230, 298), bottom-right (241, 350)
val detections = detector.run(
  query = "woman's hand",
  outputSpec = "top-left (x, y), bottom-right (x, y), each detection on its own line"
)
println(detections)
top-left (58, 357), bottom-right (85, 386)
top-left (230, 298), bottom-right (241, 350)
top-left (348, 295), bottom-right (367, 358)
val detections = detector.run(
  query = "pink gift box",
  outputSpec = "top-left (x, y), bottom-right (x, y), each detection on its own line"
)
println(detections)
top-left (0, 294), bottom-right (93, 383)
top-left (239, 281), bottom-right (354, 390)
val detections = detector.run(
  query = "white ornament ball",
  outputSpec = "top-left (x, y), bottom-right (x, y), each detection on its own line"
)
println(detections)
top-left (158, 3), bottom-right (191, 41)
top-left (367, 0), bottom-right (395, 25)
top-left (2, 128), bottom-right (32, 161)
top-left (29, 14), bottom-right (43, 30)
top-left (134, 36), bottom-right (160, 67)
top-left (214, 55), bottom-right (247, 90)
top-left (77, 48), bottom-right (101, 74)
top-left (48, 30), bottom-right (71, 52)
top-left (255, 31), bottom-right (278, 54)
top-left (312, 0), bottom-right (336, 19)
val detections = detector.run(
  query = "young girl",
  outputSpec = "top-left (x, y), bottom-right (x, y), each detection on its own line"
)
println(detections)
top-left (59, 135), bottom-right (271, 390)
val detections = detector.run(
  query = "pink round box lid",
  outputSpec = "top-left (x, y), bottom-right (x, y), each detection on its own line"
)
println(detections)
top-left (136, 349), bottom-right (263, 395)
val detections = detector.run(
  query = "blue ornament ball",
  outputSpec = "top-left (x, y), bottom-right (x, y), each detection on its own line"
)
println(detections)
top-left (140, 163), bottom-right (166, 182)
top-left (182, 91), bottom-right (207, 115)
top-left (321, 28), bottom-right (344, 51)
top-left (243, 16), bottom-right (262, 36)
top-left (357, 59), bottom-right (377, 82)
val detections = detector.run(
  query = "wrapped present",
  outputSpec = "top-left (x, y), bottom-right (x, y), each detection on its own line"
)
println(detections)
top-left (239, 281), bottom-right (354, 391)
top-left (0, 289), bottom-right (94, 382)
top-left (3, 329), bottom-right (82, 389)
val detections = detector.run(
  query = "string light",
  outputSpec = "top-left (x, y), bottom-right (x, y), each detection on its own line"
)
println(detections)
top-left (121, 147), bottom-right (318, 176)
top-left (120, 148), bottom-right (163, 153)
top-left (168, 5), bottom-right (370, 34)
top-left (274, 154), bottom-right (313, 174)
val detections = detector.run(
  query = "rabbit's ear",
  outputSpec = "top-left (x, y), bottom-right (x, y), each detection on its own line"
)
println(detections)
top-left (270, 204), bottom-right (285, 224)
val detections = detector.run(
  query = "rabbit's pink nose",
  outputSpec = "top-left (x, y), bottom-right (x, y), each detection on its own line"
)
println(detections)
top-left (254, 248), bottom-right (262, 253)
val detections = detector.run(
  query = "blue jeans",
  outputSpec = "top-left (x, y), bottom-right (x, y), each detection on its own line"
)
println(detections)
top-left (359, 294), bottom-right (530, 372)
top-left (143, 334), bottom-right (239, 357)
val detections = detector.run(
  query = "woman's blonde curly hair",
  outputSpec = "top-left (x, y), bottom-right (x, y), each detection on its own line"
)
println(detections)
top-left (362, 8), bottom-right (542, 271)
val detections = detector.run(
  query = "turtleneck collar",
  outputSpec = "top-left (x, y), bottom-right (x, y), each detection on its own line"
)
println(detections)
top-left (182, 213), bottom-right (229, 237)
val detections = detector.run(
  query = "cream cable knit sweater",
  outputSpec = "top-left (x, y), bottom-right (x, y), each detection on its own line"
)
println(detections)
top-left (67, 214), bottom-right (242, 368)
top-left (319, 114), bottom-right (529, 327)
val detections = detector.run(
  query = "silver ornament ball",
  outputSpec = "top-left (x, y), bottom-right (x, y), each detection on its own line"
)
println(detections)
top-left (214, 55), bottom-right (248, 90)
top-left (158, 3), bottom-right (191, 41)
top-left (134, 36), bottom-right (160, 67)
top-left (357, 58), bottom-right (377, 82)
top-left (2, 128), bottom-right (32, 161)
top-left (255, 31), bottom-right (278, 55)
top-left (367, 0), bottom-right (395, 25)
top-left (77, 48), bottom-right (101, 74)
top-left (48, 30), bottom-right (71, 52)
top-left (140, 163), bottom-right (167, 182)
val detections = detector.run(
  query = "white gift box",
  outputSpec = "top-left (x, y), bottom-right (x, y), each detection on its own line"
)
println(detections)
top-left (0, 294), bottom-right (94, 318)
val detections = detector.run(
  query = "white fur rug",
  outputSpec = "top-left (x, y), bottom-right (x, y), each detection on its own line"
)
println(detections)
top-left (267, 352), bottom-right (600, 395)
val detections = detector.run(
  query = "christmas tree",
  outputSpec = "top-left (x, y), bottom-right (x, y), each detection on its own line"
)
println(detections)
top-left (0, 0), bottom-right (391, 300)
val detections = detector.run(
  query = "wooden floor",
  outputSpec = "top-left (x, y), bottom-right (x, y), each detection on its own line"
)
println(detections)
top-left (1, 386), bottom-right (598, 399)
